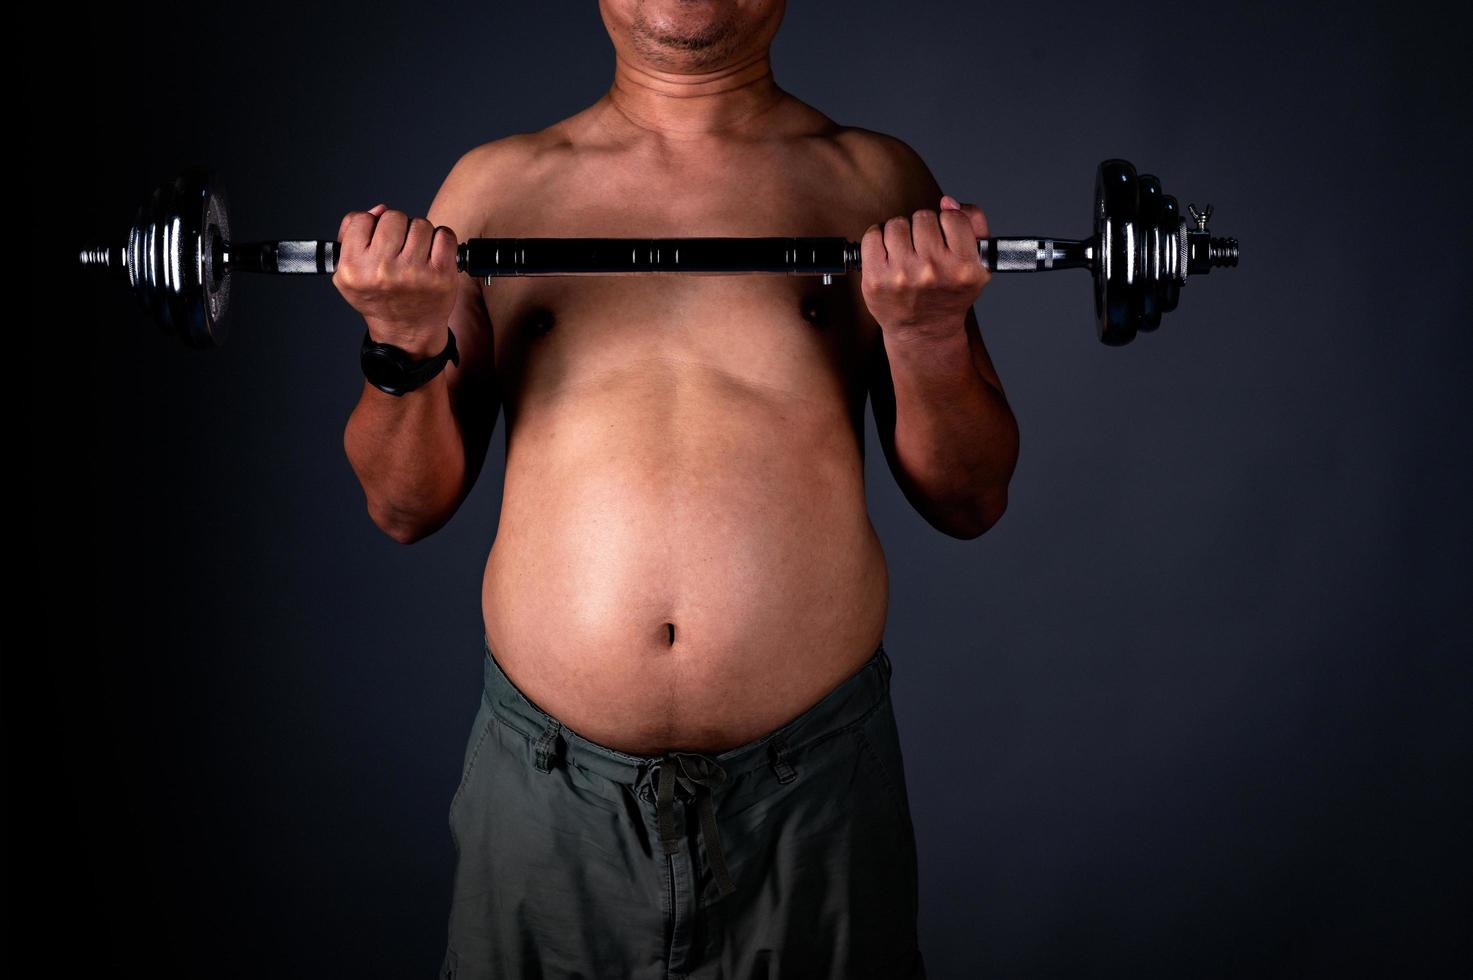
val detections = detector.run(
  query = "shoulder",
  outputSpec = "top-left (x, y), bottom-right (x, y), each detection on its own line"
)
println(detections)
top-left (427, 128), bottom-right (571, 235)
top-left (830, 125), bottom-right (944, 216)
top-left (437, 129), bottom-right (563, 198)
top-left (453, 123), bottom-right (577, 172)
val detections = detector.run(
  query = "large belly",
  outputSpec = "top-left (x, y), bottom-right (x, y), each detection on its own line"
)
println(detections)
top-left (481, 354), bottom-right (888, 756)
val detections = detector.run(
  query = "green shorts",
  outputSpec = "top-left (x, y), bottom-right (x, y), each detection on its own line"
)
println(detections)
top-left (440, 634), bottom-right (926, 980)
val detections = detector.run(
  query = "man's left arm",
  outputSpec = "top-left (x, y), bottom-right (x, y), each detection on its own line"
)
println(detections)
top-left (860, 143), bottom-right (1020, 539)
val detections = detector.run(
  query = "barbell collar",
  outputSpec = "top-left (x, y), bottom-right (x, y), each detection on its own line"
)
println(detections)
top-left (1185, 230), bottom-right (1239, 274)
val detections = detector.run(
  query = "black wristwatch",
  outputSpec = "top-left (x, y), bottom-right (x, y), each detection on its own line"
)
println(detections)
top-left (360, 327), bottom-right (460, 396)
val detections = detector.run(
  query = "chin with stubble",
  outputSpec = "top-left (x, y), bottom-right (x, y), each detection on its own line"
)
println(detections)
top-left (626, 0), bottom-right (745, 71)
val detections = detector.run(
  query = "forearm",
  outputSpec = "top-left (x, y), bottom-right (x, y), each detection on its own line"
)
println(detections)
top-left (883, 321), bottom-right (1019, 538)
top-left (342, 371), bottom-right (467, 544)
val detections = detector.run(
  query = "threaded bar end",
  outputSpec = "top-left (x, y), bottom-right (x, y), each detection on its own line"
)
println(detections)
top-left (79, 245), bottom-right (121, 270)
top-left (1208, 237), bottom-right (1239, 267)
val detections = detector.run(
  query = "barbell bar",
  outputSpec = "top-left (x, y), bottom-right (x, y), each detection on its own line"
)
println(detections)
top-left (78, 158), bottom-right (1239, 349)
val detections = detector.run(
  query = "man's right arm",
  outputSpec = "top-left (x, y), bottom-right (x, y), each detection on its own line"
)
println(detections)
top-left (338, 147), bottom-right (503, 544)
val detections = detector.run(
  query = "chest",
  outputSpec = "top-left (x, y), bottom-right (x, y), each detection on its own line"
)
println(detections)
top-left (473, 143), bottom-right (887, 411)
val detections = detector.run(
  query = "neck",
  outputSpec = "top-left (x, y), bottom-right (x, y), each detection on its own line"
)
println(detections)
top-left (603, 49), bottom-right (784, 140)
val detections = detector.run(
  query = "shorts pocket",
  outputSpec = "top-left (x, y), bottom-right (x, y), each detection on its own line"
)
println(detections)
top-left (448, 697), bottom-right (495, 848)
top-left (851, 699), bottom-right (916, 840)
top-left (851, 698), bottom-right (923, 955)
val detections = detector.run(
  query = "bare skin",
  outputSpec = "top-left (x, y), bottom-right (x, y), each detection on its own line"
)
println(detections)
top-left (338, 0), bottom-right (1019, 756)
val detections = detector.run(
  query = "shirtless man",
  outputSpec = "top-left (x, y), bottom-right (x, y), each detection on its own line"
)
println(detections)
top-left (336, 2), bottom-right (1018, 976)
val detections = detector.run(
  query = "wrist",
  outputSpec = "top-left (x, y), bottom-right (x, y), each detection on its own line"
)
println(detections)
top-left (361, 325), bottom-right (460, 398)
top-left (882, 315), bottom-right (968, 350)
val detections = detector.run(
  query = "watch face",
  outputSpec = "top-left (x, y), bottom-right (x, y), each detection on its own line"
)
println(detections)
top-left (362, 348), bottom-right (407, 394)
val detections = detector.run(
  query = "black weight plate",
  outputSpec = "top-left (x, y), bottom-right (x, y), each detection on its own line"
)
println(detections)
top-left (1093, 159), bottom-right (1140, 346)
top-left (201, 176), bottom-right (232, 347)
top-left (126, 178), bottom-right (172, 335)
top-left (1159, 193), bottom-right (1182, 314)
top-left (170, 169), bottom-right (224, 349)
top-left (1137, 174), bottom-right (1163, 332)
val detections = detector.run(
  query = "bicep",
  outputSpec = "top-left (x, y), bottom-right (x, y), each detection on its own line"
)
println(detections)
top-left (426, 156), bottom-right (501, 488)
top-left (442, 275), bottom-right (500, 485)
top-left (867, 327), bottom-right (901, 483)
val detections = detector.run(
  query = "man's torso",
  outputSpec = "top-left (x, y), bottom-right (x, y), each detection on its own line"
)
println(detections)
top-left (459, 95), bottom-right (919, 755)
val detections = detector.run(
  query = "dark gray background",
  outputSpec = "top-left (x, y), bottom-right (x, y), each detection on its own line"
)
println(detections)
top-left (24, 1), bottom-right (1471, 976)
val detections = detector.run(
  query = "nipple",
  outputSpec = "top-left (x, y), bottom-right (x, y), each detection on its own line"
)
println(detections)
top-left (527, 308), bottom-right (555, 336)
top-left (801, 296), bottom-right (827, 328)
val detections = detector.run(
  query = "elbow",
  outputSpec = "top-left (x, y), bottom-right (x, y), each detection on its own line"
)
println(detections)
top-left (367, 502), bottom-right (439, 546)
top-left (944, 489), bottom-right (1009, 540)
top-left (344, 432), bottom-right (456, 546)
top-left (382, 522), bottom-right (431, 546)
top-left (978, 489), bottom-right (1009, 536)
top-left (957, 431), bottom-right (1019, 539)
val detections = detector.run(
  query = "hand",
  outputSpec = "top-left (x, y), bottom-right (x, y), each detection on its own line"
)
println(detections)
top-left (332, 204), bottom-right (460, 355)
top-left (859, 195), bottom-right (991, 343)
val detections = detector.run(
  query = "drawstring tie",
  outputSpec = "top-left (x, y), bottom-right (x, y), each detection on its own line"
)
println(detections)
top-left (653, 751), bottom-right (737, 899)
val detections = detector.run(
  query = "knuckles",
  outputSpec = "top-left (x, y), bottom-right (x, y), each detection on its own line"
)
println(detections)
top-left (863, 254), bottom-right (988, 295)
top-left (336, 260), bottom-right (449, 291)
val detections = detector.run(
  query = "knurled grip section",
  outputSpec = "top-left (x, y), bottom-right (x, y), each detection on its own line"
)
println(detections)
top-left (273, 241), bottom-right (338, 274)
top-left (993, 238), bottom-right (1044, 272)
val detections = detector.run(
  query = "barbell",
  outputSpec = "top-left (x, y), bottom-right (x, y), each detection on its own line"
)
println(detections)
top-left (78, 158), bottom-right (1238, 349)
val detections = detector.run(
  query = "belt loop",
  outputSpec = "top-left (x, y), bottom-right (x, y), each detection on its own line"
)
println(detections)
top-left (768, 736), bottom-right (797, 784)
top-left (877, 642), bottom-right (892, 680)
top-left (533, 719), bottom-right (562, 773)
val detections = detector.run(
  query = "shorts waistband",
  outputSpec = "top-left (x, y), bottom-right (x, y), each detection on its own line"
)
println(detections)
top-left (478, 633), bottom-right (892, 788)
